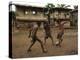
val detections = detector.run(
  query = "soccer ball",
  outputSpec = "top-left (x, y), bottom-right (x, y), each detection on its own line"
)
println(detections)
top-left (55, 41), bottom-right (59, 45)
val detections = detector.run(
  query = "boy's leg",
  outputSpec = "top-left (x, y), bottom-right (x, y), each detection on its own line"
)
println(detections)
top-left (58, 33), bottom-right (64, 46)
top-left (44, 36), bottom-right (47, 45)
top-left (56, 31), bottom-right (64, 47)
top-left (60, 33), bottom-right (64, 43)
top-left (60, 38), bottom-right (63, 44)
top-left (49, 35), bottom-right (54, 46)
top-left (56, 38), bottom-right (63, 47)
top-left (28, 29), bottom-right (32, 38)
top-left (55, 39), bottom-right (61, 47)
top-left (44, 35), bottom-right (48, 45)
top-left (37, 37), bottom-right (47, 53)
top-left (58, 39), bottom-right (62, 47)
top-left (27, 38), bottom-right (36, 52)
top-left (56, 38), bottom-right (61, 47)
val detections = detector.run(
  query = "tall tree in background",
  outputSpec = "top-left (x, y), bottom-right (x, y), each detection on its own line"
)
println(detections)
top-left (45, 3), bottom-right (55, 24)
top-left (57, 4), bottom-right (70, 8)
top-left (74, 5), bottom-right (78, 9)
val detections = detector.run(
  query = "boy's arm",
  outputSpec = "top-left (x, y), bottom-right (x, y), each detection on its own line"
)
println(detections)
top-left (28, 28), bottom-right (32, 38)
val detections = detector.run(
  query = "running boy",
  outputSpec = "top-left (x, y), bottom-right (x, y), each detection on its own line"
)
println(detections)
top-left (55, 21), bottom-right (68, 47)
top-left (27, 22), bottom-right (47, 53)
top-left (43, 21), bottom-right (54, 46)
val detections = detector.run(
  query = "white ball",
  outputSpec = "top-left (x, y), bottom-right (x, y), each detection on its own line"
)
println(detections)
top-left (55, 41), bottom-right (59, 44)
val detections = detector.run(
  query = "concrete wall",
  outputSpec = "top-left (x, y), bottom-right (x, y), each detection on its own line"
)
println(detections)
top-left (16, 6), bottom-right (71, 20)
top-left (52, 11), bottom-right (70, 19)
top-left (14, 6), bottom-right (72, 29)
top-left (16, 6), bottom-right (46, 19)
top-left (71, 11), bottom-right (78, 26)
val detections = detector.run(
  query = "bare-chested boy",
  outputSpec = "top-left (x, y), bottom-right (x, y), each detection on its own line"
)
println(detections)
top-left (55, 21), bottom-right (68, 47)
top-left (27, 22), bottom-right (47, 53)
top-left (43, 21), bottom-right (54, 46)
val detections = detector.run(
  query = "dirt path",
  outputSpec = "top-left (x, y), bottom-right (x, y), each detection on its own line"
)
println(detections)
top-left (12, 28), bottom-right (78, 58)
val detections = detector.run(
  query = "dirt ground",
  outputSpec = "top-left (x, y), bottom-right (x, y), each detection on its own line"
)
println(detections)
top-left (12, 28), bottom-right (78, 58)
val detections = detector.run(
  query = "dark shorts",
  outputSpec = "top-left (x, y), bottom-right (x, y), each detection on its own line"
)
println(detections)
top-left (45, 32), bottom-right (52, 38)
top-left (57, 32), bottom-right (64, 39)
top-left (31, 36), bottom-right (40, 43)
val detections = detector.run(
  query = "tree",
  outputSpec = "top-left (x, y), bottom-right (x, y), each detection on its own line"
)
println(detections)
top-left (45, 3), bottom-right (55, 24)
top-left (57, 4), bottom-right (70, 8)
top-left (74, 5), bottom-right (78, 9)
top-left (46, 3), bottom-right (55, 8)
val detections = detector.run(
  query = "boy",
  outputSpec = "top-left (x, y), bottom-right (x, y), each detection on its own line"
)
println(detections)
top-left (27, 22), bottom-right (47, 53)
top-left (56, 21), bottom-right (68, 47)
top-left (43, 21), bottom-right (54, 46)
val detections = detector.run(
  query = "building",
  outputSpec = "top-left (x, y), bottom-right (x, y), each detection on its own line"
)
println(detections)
top-left (10, 3), bottom-right (74, 29)
top-left (70, 9), bottom-right (78, 27)
top-left (44, 7), bottom-right (72, 26)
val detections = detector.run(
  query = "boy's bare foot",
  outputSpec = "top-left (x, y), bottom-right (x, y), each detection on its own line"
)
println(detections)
top-left (55, 44), bottom-right (61, 47)
top-left (43, 49), bottom-right (48, 53)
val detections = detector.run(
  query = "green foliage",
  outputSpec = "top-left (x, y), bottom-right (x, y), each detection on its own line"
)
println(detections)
top-left (57, 4), bottom-right (70, 8)
top-left (46, 3), bottom-right (55, 8)
top-left (74, 5), bottom-right (78, 9)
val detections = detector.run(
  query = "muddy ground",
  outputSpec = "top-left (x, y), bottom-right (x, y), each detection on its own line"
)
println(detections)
top-left (12, 28), bottom-right (78, 58)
